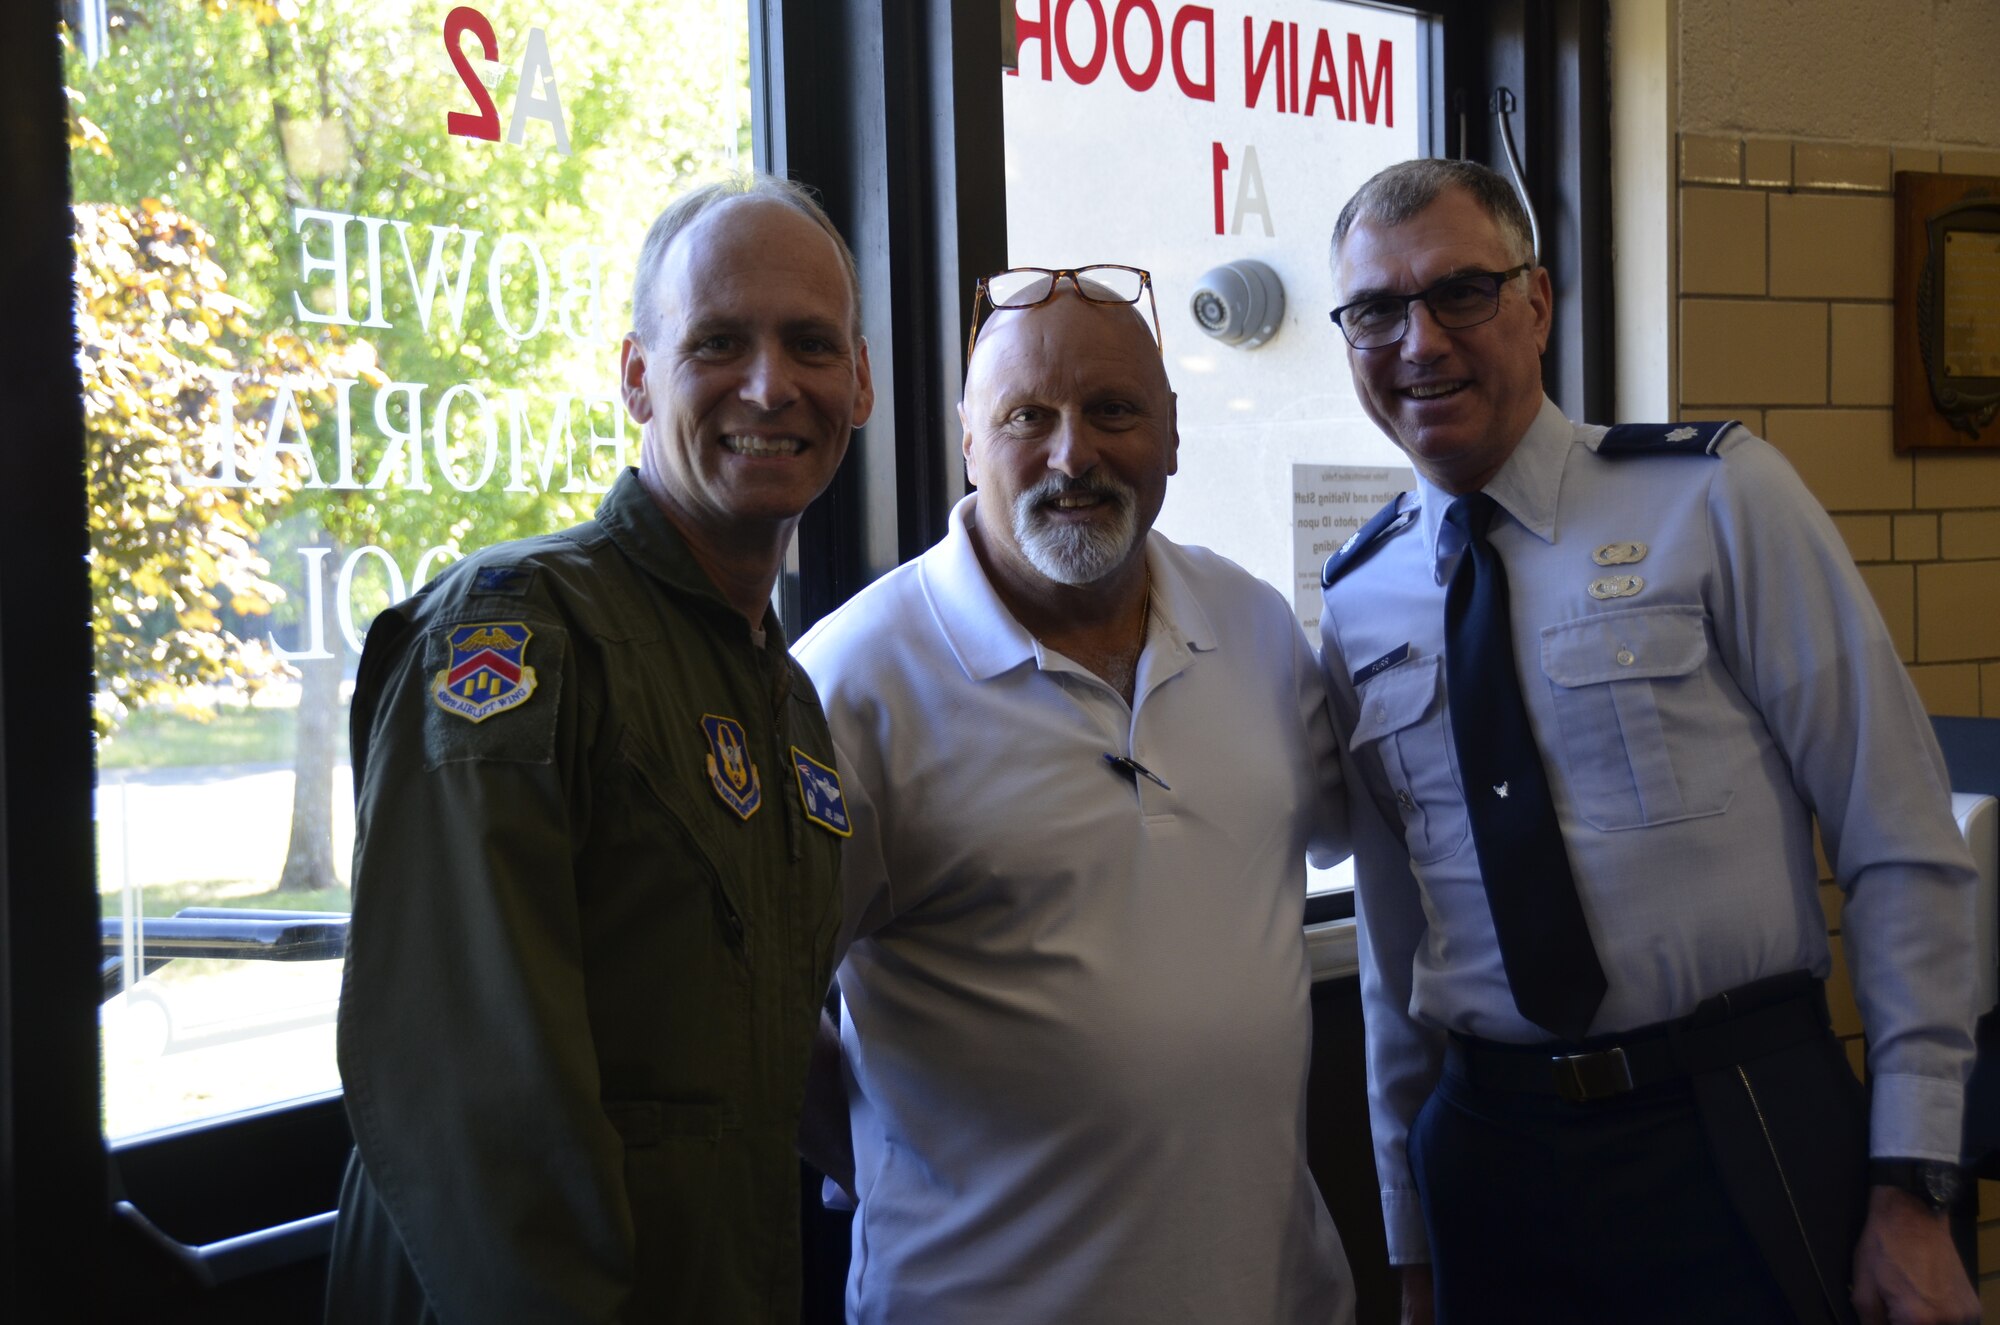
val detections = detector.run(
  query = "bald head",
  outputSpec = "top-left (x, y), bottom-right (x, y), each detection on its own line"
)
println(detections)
top-left (631, 174), bottom-right (862, 342)
top-left (963, 290), bottom-right (1167, 416)
top-left (959, 288), bottom-right (1178, 596)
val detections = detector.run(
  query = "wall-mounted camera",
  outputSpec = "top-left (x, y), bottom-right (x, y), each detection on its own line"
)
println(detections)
top-left (1187, 259), bottom-right (1285, 349)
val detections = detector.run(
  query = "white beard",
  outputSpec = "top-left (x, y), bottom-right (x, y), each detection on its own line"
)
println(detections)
top-left (1012, 475), bottom-right (1138, 586)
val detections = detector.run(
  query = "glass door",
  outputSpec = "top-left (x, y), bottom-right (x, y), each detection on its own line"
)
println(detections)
top-left (1000, 0), bottom-right (1428, 892)
top-left (66, 0), bottom-right (755, 1140)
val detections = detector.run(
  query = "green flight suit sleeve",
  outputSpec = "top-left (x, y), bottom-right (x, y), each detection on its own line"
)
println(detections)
top-left (337, 601), bottom-right (634, 1325)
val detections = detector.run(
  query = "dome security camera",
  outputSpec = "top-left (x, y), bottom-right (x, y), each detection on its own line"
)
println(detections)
top-left (1188, 259), bottom-right (1285, 349)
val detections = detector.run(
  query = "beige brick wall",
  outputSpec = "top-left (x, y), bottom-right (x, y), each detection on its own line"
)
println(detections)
top-left (1678, 132), bottom-right (2000, 1313)
top-left (1675, 132), bottom-right (2000, 716)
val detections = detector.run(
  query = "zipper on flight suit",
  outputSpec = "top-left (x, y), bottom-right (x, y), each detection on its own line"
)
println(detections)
top-left (760, 638), bottom-right (804, 864)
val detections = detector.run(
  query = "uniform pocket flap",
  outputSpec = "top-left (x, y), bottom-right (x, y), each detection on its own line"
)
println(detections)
top-left (603, 1098), bottom-right (738, 1147)
top-left (1540, 605), bottom-right (1708, 688)
top-left (1349, 654), bottom-right (1442, 751)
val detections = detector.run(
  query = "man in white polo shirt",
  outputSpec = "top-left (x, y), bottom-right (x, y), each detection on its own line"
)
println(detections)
top-left (795, 266), bottom-right (1354, 1324)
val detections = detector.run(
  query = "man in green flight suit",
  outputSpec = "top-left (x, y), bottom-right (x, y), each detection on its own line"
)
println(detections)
top-left (325, 174), bottom-right (875, 1324)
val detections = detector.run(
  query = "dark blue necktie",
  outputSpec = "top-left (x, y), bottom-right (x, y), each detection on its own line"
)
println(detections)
top-left (1444, 493), bottom-right (1606, 1041)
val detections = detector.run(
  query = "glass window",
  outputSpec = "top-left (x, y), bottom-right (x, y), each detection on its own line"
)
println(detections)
top-left (67, 0), bottom-right (753, 1140)
top-left (1001, 0), bottom-right (1426, 893)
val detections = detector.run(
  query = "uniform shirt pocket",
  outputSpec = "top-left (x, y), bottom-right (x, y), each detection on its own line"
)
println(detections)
top-left (1539, 604), bottom-right (1732, 830)
top-left (1348, 654), bottom-right (1468, 864)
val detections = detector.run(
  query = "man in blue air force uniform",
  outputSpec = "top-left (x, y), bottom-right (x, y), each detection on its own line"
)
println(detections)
top-left (1318, 158), bottom-right (1979, 1325)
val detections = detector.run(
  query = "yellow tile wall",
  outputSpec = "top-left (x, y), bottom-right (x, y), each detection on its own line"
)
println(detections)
top-left (1833, 514), bottom-right (1893, 563)
top-left (1895, 513), bottom-right (1939, 562)
top-left (1829, 304), bottom-right (1894, 406)
top-left (1673, 131), bottom-right (2000, 723)
top-left (1674, 135), bottom-right (2000, 1305)
top-left (1680, 188), bottom-right (1767, 294)
top-left (1681, 301), bottom-right (1828, 404)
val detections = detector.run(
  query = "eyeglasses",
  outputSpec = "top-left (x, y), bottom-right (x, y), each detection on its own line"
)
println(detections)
top-left (966, 265), bottom-right (1162, 366)
top-left (1328, 263), bottom-right (1533, 350)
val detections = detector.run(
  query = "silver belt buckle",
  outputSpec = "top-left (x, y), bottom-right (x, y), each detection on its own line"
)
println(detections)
top-left (1551, 1046), bottom-right (1634, 1102)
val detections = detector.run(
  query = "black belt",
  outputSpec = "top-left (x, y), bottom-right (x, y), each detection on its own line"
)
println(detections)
top-left (1447, 971), bottom-right (1831, 1104)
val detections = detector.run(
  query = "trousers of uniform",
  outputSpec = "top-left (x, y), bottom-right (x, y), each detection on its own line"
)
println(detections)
top-left (1408, 976), bottom-right (1868, 1325)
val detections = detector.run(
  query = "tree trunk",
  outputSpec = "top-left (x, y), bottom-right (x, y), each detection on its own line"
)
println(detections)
top-left (276, 539), bottom-right (345, 895)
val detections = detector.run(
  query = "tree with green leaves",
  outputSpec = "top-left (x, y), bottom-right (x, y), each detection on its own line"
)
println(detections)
top-left (74, 194), bottom-right (371, 731)
top-left (67, 0), bottom-right (753, 890)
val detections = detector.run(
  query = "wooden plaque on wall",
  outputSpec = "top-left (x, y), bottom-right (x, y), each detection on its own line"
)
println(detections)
top-left (1894, 172), bottom-right (2000, 453)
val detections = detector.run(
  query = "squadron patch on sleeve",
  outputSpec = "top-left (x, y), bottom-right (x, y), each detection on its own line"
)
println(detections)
top-left (790, 747), bottom-right (853, 838)
top-left (701, 714), bottom-right (763, 820)
top-left (432, 622), bottom-right (538, 722)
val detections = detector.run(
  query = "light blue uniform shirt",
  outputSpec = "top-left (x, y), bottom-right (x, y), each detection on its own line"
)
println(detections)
top-left (1319, 398), bottom-right (1979, 1263)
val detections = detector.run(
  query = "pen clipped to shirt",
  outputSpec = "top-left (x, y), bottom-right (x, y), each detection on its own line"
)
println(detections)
top-left (1103, 753), bottom-right (1170, 791)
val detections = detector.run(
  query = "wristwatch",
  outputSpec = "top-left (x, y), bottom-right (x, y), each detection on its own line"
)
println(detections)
top-left (1868, 1158), bottom-right (1965, 1213)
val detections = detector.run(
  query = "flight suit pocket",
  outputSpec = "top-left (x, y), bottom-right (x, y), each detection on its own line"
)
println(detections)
top-left (619, 731), bottom-right (753, 962)
top-left (603, 1096), bottom-right (737, 1148)
top-left (612, 1097), bottom-right (737, 1319)
top-left (1539, 605), bottom-right (1732, 830)
top-left (1348, 654), bottom-right (1468, 864)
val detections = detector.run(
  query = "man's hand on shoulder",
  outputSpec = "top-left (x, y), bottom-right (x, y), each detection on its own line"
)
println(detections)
top-left (1398, 1263), bottom-right (1434, 1325)
top-left (1851, 1185), bottom-right (1979, 1325)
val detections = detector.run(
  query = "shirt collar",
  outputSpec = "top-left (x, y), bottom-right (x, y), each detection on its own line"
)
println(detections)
top-left (595, 467), bottom-right (788, 646)
top-left (921, 494), bottom-right (1216, 683)
top-left (1415, 394), bottom-right (1570, 583)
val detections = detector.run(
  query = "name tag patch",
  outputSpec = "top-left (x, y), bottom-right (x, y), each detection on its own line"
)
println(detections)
top-left (432, 622), bottom-right (538, 722)
top-left (702, 714), bottom-right (762, 820)
top-left (791, 747), bottom-right (853, 838)
top-left (1353, 642), bottom-right (1411, 687)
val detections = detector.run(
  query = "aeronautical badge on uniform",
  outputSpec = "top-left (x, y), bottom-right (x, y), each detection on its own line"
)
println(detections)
top-left (702, 714), bottom-right (762, 820)
top-left (791, 747), bottom-right (852, 838)
top-left (432, 622), bottom-right (538, 722)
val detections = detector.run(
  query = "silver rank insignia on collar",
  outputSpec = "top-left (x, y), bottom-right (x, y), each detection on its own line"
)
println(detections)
top-left (1588, 575), bottom-right (1645, 600)
top-left (1592, 541), bottom-right (1648, 566)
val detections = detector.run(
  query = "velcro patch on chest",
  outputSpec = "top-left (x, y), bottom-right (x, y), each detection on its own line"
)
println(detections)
top-left (702, 714), bottom-right (763, 820)
top-left (791, 747), bottom-right (852, 838)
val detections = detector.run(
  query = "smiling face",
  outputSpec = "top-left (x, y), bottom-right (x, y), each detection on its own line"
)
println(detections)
top-left (620, 195), bottom-right (873, 553)
top-left (960, 291), bottom-right (1177, 598)
top-left (1334, 185), bottom-right (1551, 494)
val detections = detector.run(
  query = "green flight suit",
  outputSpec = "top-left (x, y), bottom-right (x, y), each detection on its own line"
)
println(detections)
top-left (326, 469), bottom-right (845, 1325)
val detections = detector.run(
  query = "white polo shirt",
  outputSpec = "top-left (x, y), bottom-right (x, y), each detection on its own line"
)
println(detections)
top-left (796, 496), bottom-right (1354, 1325)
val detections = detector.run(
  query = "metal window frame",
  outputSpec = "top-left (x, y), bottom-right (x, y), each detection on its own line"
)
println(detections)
top-left (1429, 0), bottom-right (1614, 423)
top-left (753, 0), bottom-right (1008, 635)
top-left (2, 2), bottom-right (106, 1310)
